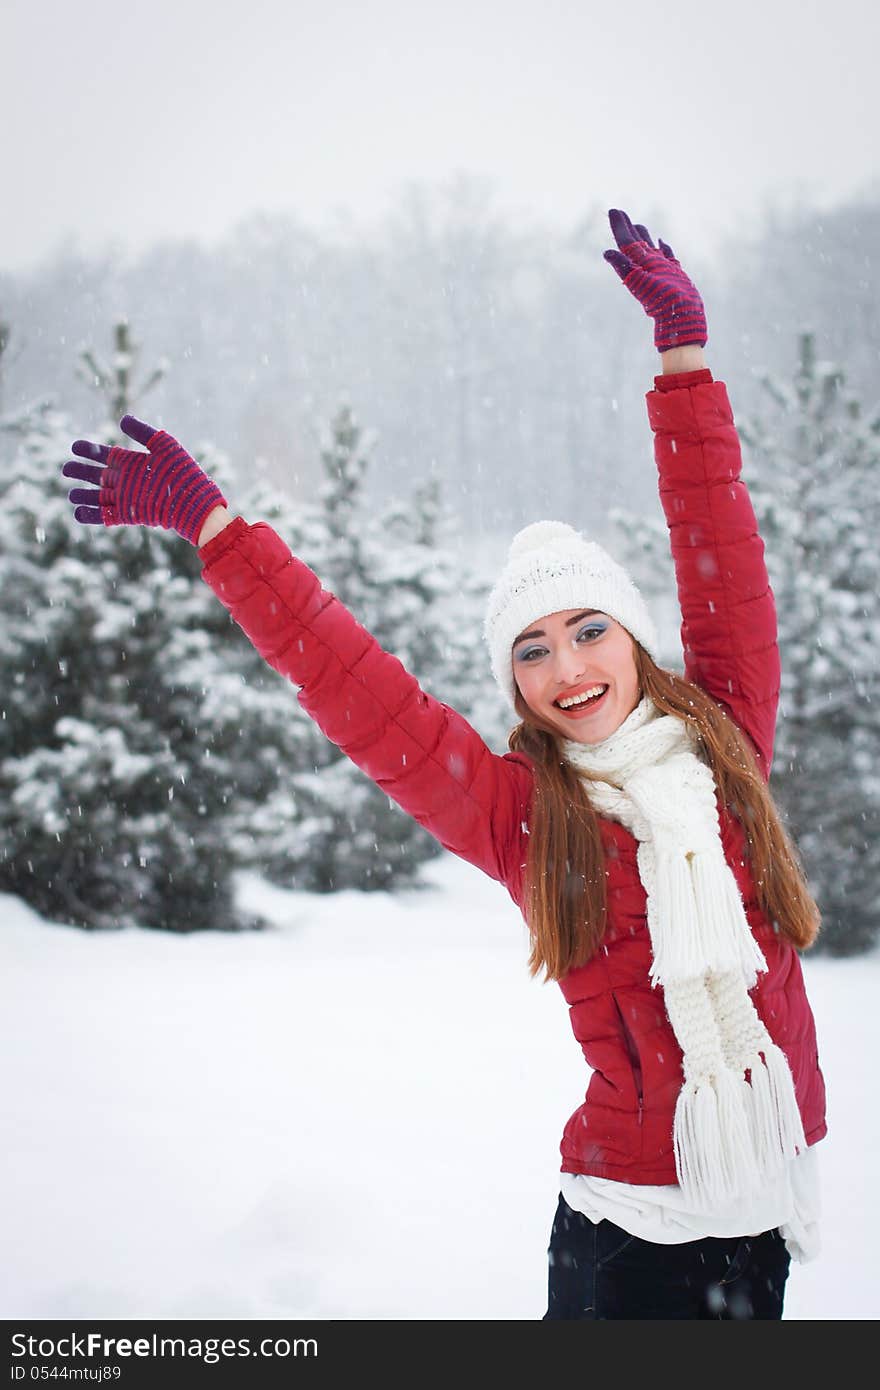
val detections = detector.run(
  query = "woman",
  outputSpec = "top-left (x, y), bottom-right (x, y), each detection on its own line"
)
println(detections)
top-left (62, 209), bottom-right (827, 1320)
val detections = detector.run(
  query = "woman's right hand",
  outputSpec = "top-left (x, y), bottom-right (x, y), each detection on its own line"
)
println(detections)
top-left (62, 415), bottom-right (227, 546)
top-left (603, 208), bottom-right (708, 353)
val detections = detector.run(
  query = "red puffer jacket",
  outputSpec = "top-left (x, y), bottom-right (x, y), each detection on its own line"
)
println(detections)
top-left (199, 370), bottom-right (827, 1184)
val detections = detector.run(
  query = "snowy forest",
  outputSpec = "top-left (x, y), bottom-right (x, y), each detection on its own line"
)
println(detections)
top-left (1, 182), bottom-right (878, 955)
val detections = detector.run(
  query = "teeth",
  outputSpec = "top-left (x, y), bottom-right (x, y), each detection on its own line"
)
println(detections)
top-left (557, 685), bottom-right (607, 709)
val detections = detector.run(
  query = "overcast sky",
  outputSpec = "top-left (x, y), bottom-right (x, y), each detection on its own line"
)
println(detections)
top-left (4, 0), bottom-right (878, 272)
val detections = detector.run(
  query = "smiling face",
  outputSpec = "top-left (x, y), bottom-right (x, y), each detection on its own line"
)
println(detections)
top-left (511, 607), bottom-right (641, 744)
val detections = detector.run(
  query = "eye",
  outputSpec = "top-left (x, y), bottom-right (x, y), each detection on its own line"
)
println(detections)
top-left (514, 645), bottom-right (546, 663)
top-left (576, 623), bottom-right (607, 643)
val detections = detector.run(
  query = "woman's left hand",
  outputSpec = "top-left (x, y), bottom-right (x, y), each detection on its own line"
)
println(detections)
top-left (62, 415), bottom-right (227, 546)
top-left (603, 209), bottom-right (707, 352)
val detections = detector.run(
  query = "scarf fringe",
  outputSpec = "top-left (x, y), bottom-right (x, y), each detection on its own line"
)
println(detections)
top-left (673, 1069), bottom-right (757, 1206)
top-left (649, 849), bottom-right (767, 987)
top-left (674, 1050), bottom-right (807, 1207)
top-left (747, 1045), bottom-right (807, 1168)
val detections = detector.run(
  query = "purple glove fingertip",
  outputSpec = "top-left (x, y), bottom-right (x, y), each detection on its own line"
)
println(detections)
top-left (119, 414), bottom-right (160, 448)
top-left (70, 439), bottom-right (110, 463)
top-left (608, 208), bottom-right (641, 248)
top-left (603, 248), bottom-right (632, 281)
top-left (63, 459), bottom-right (105, 485)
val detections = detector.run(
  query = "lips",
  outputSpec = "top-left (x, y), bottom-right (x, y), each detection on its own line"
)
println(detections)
top-left (554, 684), bottom-right (610, 716)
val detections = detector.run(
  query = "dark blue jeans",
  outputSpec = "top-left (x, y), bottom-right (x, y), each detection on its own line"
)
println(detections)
top-left (544, 1193), bottom-right (791, 1320)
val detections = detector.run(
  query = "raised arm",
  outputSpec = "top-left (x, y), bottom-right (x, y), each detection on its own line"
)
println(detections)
top-left (197, 515), bottom-right (534, 888)
top-left (649, 375), bottom-right (780, 777)
top-left (62, 418), bottom-right (534, 893)
top-left (603, 209), bottom-right (780, 776)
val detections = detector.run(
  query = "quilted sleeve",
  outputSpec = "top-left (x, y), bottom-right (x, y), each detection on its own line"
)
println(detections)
top-left (647, 370), bottom-right (780, 778)
top-left (198, 517), bottom-right (533, 893)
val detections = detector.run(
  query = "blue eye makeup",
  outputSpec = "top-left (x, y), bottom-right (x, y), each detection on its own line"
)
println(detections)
top-left (514, 620), bottom-right (608, 662)
top-left (576, 621), bottom-right (608, 642)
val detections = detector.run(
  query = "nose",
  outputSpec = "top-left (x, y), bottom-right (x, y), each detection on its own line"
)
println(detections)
top-left (552, 641), bottom-right (589, 687)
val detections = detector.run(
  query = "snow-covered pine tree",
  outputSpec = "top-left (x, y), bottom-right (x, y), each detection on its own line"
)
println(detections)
top-left (206, 460), bottom-right (343, 888)
top-left (737, 333), bottom-right (880, 955)
top-left (372, 472), bottom-right (510, 750)
top-left (0, 317), bottom-right (293, 932)
top-left (75, 319), bottom-right (168, 435)
top-left (0, 318), bottom-right (11, 413)
top-left (0, 388), bottom-right (286, 929)
top-left (256, 402), bottom-right (507, 892)
top-left (269, 403), bottom-right (446, 890)
top-left (607, 507), bottom-right (680, 667)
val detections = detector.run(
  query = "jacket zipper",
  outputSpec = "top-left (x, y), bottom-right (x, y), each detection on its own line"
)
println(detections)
top-left (612, 994), bottom-right (644, 1126)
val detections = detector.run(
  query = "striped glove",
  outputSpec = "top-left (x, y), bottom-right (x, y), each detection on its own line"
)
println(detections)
top-left (603, 208), bottom-right (707, 351)
top-left (63, 415), bottom-right (226, 545)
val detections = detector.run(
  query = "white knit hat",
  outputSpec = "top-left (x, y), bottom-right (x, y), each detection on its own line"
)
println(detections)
top-left (484, 520), bottom-right (659, 706)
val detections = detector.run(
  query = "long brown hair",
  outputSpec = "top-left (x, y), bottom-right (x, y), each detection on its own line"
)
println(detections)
top-left (508, 642), bottom-right (821, 982)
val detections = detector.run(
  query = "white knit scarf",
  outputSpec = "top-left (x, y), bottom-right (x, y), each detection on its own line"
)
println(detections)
top-left (562, 695), bottom-right (805, 1208)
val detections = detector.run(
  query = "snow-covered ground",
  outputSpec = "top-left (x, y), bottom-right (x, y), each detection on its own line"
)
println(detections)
top-left (1, 852), bottom-right (874, 1320)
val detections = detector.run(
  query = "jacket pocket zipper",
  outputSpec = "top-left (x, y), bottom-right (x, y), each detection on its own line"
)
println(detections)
top-left (612, 994), bottom-right (644, 1126)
